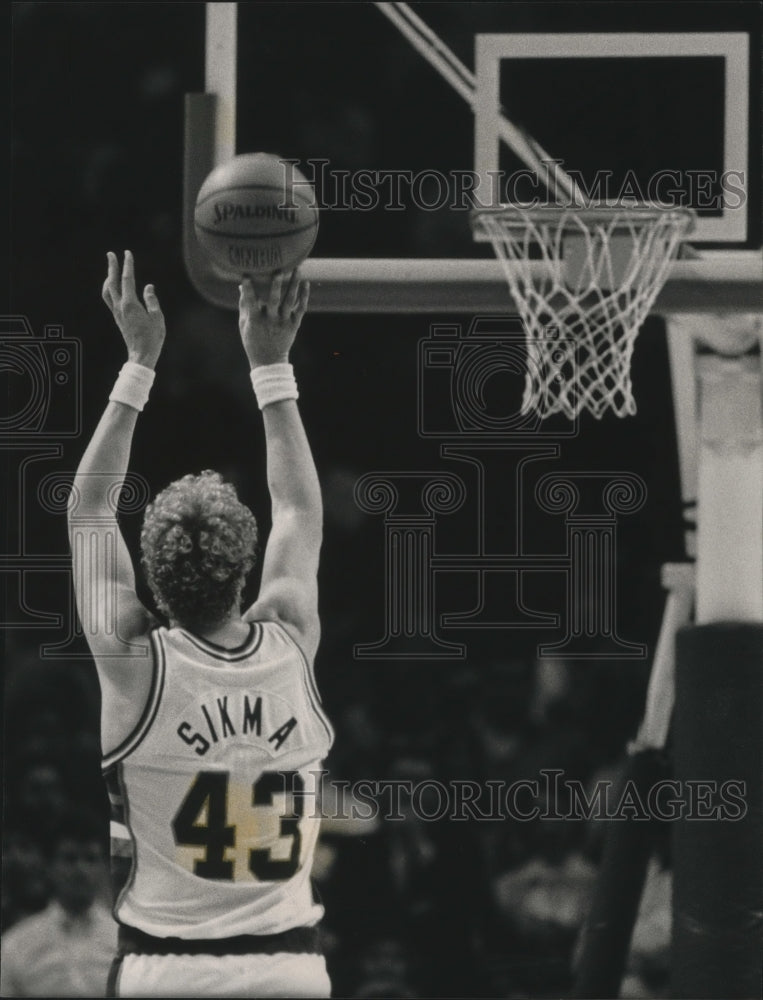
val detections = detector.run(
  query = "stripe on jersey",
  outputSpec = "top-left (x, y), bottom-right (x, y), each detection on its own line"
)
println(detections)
top-left (110, 821), bottom-right (132, 855)
top-left (102, 629), bottom-right (166, 771)
top-left (104, 764), bottom-right (136, 914)
top-left (271, 621), bottom-right (334, 748)
top-left (176, 622), bottom-right (263, 661)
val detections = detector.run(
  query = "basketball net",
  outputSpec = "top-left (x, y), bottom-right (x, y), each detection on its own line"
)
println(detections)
top-left (473, 205), bottom-right (695, 419)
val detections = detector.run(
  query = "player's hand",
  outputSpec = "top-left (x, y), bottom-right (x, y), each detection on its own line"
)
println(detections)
top-left (238, 270), bottom-right (310, 368)
top-left (102, 250), bottom-right (166, 370)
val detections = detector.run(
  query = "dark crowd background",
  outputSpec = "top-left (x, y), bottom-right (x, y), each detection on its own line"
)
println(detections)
top-left (5, 3), bottom-right (756, 997)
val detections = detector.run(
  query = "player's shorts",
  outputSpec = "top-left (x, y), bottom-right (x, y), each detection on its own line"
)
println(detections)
top-left (108, 924), bottom-right (331, 998)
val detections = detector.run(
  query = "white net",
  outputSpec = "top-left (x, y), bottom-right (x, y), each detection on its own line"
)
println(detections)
top-left (473, 205), bottom-right (695, 419)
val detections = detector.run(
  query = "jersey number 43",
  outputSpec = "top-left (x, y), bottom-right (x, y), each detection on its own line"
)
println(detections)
top-left (172, 770), bottom-right (304, 882)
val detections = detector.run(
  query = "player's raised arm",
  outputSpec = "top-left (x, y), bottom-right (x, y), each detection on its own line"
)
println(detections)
top-left (68, 251), bottom-right (165, 662)
top-left (240, 270), bottom-right (322, 661)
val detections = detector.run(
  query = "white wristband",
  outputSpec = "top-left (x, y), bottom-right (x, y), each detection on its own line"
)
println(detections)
top-left (109, 361), bottom-right (156, 412)
top-left (250, 363), bottom-right (299, 410)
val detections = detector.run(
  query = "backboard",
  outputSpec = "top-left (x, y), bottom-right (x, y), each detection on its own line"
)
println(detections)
top-left (474, 31), bottom-right (752, 244)
top-left (184, 2), bottom-right (762, 312)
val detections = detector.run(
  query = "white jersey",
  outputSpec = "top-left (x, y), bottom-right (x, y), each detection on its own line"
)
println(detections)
top-left (103, 620), bottom-right (334, 940)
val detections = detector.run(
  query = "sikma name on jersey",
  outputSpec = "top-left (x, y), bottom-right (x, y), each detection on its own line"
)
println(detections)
top-left (177, 691), bottom-right (297, 757)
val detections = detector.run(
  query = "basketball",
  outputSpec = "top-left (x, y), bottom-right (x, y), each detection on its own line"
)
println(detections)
top-left (193, 153), bottom-right (319, 279)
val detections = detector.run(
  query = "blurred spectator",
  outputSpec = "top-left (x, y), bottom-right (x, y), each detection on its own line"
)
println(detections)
top-left (327, 700), bottom-right (386, 783)
top-left (492, 801), bottom-right (598, 996)
top-left (1, 829), bottom-right (50, 931)
top-left (7, 702), bottom-right (72, 765)
top-left (4, 653), bottom-right (100, 757)
top-left (0, 807), bottom-right (117, 997)
top-left (353, 980), bottom-right (420, 999)
top-left (7, 757), bottom-right (69, 852)
top-left (350, 938), bottom-right (419, 999)
top-left (345, 756), bottom-right (484, 997)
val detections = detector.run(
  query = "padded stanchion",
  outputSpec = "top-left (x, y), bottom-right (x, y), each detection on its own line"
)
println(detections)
top-left (572, 748), bottom-right (670, 999)
top-left (672, 623), bottom-right (763, 999)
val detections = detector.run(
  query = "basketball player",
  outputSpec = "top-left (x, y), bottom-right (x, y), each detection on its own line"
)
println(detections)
top-left (68, 251), bottom-right (334, 998)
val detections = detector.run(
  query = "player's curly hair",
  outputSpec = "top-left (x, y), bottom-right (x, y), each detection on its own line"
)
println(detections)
top-left (140, 471), bottom-right (258, 628)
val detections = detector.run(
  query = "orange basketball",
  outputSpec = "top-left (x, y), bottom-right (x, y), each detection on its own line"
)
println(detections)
top-left (194, 153), bottom-right (319, 278)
